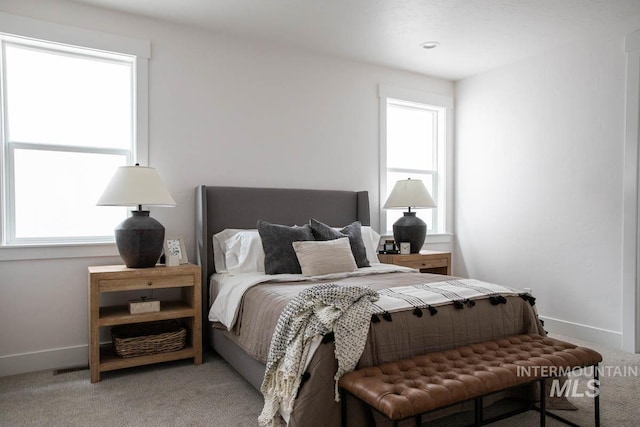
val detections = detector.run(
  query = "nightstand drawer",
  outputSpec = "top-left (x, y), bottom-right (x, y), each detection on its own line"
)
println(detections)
top-left (378, 251), bottom-right (451, 275)
top-left (99, 274), bottom-right (195, 292)
top-left (394, 258), bottom-right (448, 270)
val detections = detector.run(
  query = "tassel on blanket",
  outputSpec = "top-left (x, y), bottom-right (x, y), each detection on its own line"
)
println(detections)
top-left (428, 306), bottom-right (438, 316)
top-left (382, 311), bottom-right (392, 321)
top-left (539, 317), bottom-right (548, 334)
top-left (260, 370), bottom-right (304, 427)
top-left (413, 307), bottom-right (422, 318)
top-left (490, 295), bottom-right (508, 305)
top-left (453, 300), bottom-right (464, 309)
top-left (322, 332), bottom-right (335, 344)
top-left (520, 293), bottom-right (536, 306)
top-left (371, 314), bottom-right (380, 323)
top-left (465, 299), bottom-right (476, 307)
top-left (295, 372), bottom-right (311, 399)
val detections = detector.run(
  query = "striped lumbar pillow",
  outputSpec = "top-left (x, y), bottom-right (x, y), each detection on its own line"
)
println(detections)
top-left (292, 237), bottom-right (358, 276)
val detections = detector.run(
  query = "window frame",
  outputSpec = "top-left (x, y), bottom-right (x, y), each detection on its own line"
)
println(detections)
top-left (0, 12), bottom-right (150, 260)
top-left (379, 85), bottom-right (454, 243)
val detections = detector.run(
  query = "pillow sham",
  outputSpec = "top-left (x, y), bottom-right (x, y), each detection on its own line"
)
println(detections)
top-left (292, 237), bottom-right (357, 276)
top-left (309, 218), bottom-right (370, 268)
top-left (223, 230), bottom-right (265, 275)
top-left (361, 226), bottom-right (381, 264)
top-left (213, 229), bottom-right (266, 275)
top-left (257, 220), bottom-right (314, 274)
top-left (212, 229), bottom-right (243, 273)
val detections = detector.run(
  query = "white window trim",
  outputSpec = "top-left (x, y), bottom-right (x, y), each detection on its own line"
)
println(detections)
top-left (378, 85), bottom-right (454, 244)
top-left (0, 242), bottom-right (120, 261)
top-left (0, 12), bottom-right (150, 261)
top-left (622, 29), bottom-right (640, 353)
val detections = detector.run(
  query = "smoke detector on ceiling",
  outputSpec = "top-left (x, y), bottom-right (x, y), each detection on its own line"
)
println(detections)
top-left (420, 41), bottom-right (440, 50)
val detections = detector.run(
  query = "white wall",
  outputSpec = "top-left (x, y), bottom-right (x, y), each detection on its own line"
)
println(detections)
top-left (455, 24), bottom-right (640, 348)
top-left (0, 0), bottom-right (454, 376)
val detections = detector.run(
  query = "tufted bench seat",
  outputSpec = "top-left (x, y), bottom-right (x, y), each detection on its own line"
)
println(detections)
top-left (338, 334), bottom-right (602, 427)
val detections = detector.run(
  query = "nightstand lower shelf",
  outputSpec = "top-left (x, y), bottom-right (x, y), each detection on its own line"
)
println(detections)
top-left (99, 344), bottom-right (197, 372)
top-left (99, 301), bottom-right (195, 326)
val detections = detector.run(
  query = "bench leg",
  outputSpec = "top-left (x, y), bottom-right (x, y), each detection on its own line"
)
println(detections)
top-left (539, 378), bottom-right (546, 427)
top-left (535, 368), bottom-right (601, 427)
top-left (474, 397), bottom-right (483, 426)
top-left (594, 365), bottom-right (600, 427)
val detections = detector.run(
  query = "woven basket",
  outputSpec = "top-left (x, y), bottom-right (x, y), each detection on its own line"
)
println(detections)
top-left (111, 320), bottom-right (186, 358)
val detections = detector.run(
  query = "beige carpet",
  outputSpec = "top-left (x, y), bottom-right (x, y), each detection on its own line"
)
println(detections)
top-left (0, 355), bottom-right (262, 427)
top-left (0, 333), bottom-right (638, 426)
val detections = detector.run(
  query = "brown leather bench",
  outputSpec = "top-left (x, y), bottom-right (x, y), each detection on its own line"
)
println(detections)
top-left (338, 334), bottom-right (602, 427)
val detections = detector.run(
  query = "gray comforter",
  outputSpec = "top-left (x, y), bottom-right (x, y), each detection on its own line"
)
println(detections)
top-left (217, 271), bottom-right (544, 426)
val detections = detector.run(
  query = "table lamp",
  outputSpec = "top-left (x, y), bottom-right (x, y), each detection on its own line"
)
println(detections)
top-left (383, 178), bottom-right (436, 253)
top-left (97, 164), bottom-right (176, 268)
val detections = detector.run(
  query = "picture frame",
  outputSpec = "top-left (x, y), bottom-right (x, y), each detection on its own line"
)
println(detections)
top-left (164, 235), bottom-right (188, 264)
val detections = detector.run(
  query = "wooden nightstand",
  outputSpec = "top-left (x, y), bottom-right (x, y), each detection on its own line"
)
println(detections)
top-left (88, 263), bottom-right (202, 383)
top-left (378, 250), bottom-right (451, 275)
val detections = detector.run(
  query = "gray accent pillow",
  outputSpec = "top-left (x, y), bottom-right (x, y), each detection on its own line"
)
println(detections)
top-left (257, 220), bottom-right (314, 274)
top-left (309, 218), bottom-right (370, 268)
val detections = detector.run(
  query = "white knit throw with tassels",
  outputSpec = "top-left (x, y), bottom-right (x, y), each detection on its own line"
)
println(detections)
top-left (258, 283), bottom-right (379, 427)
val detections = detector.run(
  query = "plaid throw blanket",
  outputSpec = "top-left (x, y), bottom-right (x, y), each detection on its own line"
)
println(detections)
top-left (371, 279), bottom-right (529, 319)
top-left (258, 283), bottom-right (379, 427)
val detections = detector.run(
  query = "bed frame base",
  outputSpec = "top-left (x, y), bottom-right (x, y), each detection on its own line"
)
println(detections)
top-left (211, 328), bottom-right (264, 391)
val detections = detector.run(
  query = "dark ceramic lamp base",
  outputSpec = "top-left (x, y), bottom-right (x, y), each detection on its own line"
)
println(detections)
top-left (114, 210), bottom-right (165, 268)
top-left (392, 211), bottom-right (426, 254)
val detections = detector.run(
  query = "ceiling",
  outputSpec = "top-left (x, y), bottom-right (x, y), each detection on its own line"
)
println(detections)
top-left (69, 0), bottom-right (640, 80)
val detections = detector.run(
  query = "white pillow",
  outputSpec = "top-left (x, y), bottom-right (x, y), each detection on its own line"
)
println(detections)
top-left (361, 226), bottom-right (381, 264)
top-left (212, 229), bottom-right (265, 274)
top-left (223, 230), bottom-right (265, 275)
top-left (212, 229), bottom-right (239, 273)
top-left (292, 237), bottom-right (358, 277)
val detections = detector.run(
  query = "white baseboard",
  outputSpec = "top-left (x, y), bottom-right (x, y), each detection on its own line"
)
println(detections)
top-left (539, 315), bottom-right (623, 350)
top-left (0, 345), bottom-right (88, 377)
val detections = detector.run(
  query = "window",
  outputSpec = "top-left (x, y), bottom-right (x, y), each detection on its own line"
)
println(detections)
top-left (0, 13), bottom-right (150, 251)
top-left (3, 41), bottom-right (132, 244)
top-left (379, 86), bottom-right (453, 239)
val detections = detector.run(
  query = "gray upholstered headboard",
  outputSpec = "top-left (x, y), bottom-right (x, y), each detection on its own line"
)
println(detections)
top-left (195, 185), bottom-right (370, 346)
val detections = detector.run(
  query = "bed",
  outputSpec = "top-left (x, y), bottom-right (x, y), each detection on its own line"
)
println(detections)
top-left (195, 185), bottom-right (544, 426)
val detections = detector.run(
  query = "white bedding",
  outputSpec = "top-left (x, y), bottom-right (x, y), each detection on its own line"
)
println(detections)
top-left (208, 263), bottom-right (415, 330)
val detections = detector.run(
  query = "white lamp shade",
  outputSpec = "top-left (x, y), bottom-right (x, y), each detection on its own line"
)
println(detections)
top-left (383, 179), bottom-right (436, 209)
top-left (97, 165), bottom-right (176, 207)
